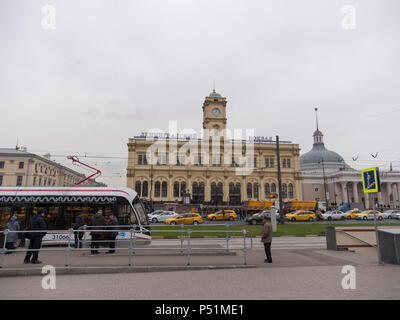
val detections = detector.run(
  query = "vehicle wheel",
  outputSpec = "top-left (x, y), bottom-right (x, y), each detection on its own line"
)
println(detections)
top-left (388, 216), bottom-right (391, 219)
top-left (347, 216), bottom-right (352, 220)
top-left (308, 217), bottom-right (314, 222)
top-left (341, 216), bottom-right (345, 220)
top-left (363, 216), bottom-right (367, 221)
top-left (291, 217), bottom-right (296, 221)
top-left (251, 220), bottom-right (257, 225)
top-left (152, 218), bottom-right (158, 223)
top-left (171, 221), bottom-right (176, 225)
top-left (229, 216), bottom-right (234, 221)
top-left (328, 217), bottom-right (332, 221)
top-left (378, 216), bottom-right (383, 221)
top-left (193, 221), bottom-right (199, 225)
top-left (212, 217), bottom-right (216, 221)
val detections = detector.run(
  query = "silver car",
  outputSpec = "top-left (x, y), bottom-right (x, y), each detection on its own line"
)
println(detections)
top-left (148, 210), bottom-right (180, 223)
top-left (382, 210), bottom-right (400, 219)
top-left (321, 210), bottom-right (346, 221)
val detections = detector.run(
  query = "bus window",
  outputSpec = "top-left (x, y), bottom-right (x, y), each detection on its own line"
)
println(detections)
top-left (133, 197), bottom-right (148, 225)
top-left (65, 205), bottom-right (96, 225)
top-left (0, 205), bottom-right (12, 229)
top-left (117, 197), bottom-right (137, 225)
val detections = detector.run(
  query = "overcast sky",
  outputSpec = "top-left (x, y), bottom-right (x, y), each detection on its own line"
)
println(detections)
top-left (1, 0), bottom-right (399, 186)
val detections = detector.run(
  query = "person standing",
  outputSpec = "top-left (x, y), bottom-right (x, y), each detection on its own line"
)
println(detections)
top-left (261, 216), bottom-right (273, 263)
top-left (24, 211), bottom-right (47, 264)
top-left (73, 212), bottom-right (85, 249)
top-left (105, 213), bottom-right (118, 254)
top-left (89, 210), bottom-right (106, 254)
top-left (5, 216), bottom-right (20, 254)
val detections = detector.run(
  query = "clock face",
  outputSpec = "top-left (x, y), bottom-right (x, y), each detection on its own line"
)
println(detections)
top-left (212, 108), bottom-right (220, 116)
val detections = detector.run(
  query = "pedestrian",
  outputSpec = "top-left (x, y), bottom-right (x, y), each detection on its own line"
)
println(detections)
top-left (261, 215), bottom-right (272, 263)
top-left (105, 213), bottom-right (118, 254)
top-left (5, 215), bottom-right (20, 254)
top-left (73, 212), bottom-right (85, 249)
top-left (89, 209), bottom-right (106, 254)
top-left (24, 211), bottom-right (47, 264)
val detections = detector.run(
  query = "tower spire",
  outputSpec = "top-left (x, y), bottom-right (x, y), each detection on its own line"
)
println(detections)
top-left (213, 80), bottom-right (216, 93)
top-left (314, 107), bottom-right (319, 131)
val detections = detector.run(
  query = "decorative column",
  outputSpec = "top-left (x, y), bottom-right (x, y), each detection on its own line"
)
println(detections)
top-left (386, 183), bottom-right (392, 207)
top-left (341, 182), bottom-right (348, 203)
top-left (352, 182), bottom-right (359, 203)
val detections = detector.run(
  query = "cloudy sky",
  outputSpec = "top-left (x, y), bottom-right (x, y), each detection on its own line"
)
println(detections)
top-left (1, 0), bottom-right (399, 186)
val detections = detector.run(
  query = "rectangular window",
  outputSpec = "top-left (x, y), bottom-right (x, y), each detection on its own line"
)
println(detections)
top-left (33, 177), bottom-right (36, 186)
top-left (143, 155), bottom-right (147, 165)
top-left (16, 176), bottom-right (23, 186)
top-left (0, 161), bottom-right (4, 169)
top-left (282, 159), bottom-right (286, 168)
top-left (19, 162), bottom-right (24, 169)
top-left (138, 155), bottom-right (143, 165)
top-left (0, 175), bottom-right (3, 186)
top-left (287, 159), bottom-right (291, 168)
top-left (212, 156), bottom-right (221, 166)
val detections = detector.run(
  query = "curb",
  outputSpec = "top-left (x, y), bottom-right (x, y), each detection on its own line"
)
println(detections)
top-left (0, 264), bottom-right (257, 277)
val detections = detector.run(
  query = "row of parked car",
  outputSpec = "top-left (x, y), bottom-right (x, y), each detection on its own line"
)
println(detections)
top-left (147, 210), bottom-right (238, 225)
top-left (244, 208), bottom-right (400, 224)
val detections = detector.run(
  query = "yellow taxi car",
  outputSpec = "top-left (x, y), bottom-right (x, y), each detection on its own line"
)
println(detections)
top-left (207, 210), bottom-right (237, 221)
top-left (164, 213), bottom-right (203, 225)
top-left (344, 209), bottom-right (363, 219)
top-left (355, 210), bottom-right (384, 221)
top-left (285, 210), bottom-right (317, 222)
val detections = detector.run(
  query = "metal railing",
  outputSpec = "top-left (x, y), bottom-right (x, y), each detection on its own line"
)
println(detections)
top-left (0, 224), bottom-right (253, 268)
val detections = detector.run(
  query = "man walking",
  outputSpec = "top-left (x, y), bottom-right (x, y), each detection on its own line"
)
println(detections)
top-left (261, 215), bottom-right (273, 263)
top-left (73, 212), bottom-right (85, 249)
top-left (105, 213), bottom-right (118, 254)
top-left (24, 211), bottom-right (47, 264)
top-left (89, 210), bottom-right (106, 254)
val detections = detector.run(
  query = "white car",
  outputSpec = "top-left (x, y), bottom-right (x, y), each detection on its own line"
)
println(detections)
top-left (321, 210), bottom-right (346, 221)
top-left (148, 211), bottom-right (180, 223)
top-left (382, 210), bottom-right (400, 219)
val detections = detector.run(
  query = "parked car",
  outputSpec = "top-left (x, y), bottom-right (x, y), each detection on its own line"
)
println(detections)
top-left (207, 210), bottom-right (237, 221)
top-left (285, 210), bottom-right (317, 222)
top-left (393, 211), bottom-right (400, 220)
top-left (165, 213), bottom-right (203, 225)
top-left (245, 210), bottom-right (281, 225)
top-left (382, 210), bottom-right (400, 219)
top-left (321, 210), bottom-right (346, 221)
top-left (344, 209), bottom-right (363, 219)
top-left (355, 210), bottom-right (384, 221)
top-left (148, 210), bottom-right (179, 223)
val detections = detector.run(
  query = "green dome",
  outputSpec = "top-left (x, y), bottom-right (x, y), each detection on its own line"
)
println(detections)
top-left (208, 89), bottom-right (222, 98)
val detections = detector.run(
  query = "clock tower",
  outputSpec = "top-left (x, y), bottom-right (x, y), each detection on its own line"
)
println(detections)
top-left (202, 89), bottom-right (227, 134)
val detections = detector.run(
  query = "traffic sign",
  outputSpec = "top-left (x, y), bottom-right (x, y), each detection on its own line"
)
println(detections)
top-left (361, 167), bottom-right (381, 193)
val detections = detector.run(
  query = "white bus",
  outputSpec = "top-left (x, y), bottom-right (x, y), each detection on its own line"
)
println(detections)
top-left (0, 187), bottom-right (151, 245)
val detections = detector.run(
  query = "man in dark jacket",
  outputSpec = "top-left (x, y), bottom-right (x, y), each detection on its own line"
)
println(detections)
top-left (24, 211), bottom-right (47, 264)
top-left (261, 216), bottom-right (273, 263)
top-left (73, 212), bottom-right (85, 249)
top-left (105, 213), bottom-right (118, 254)
top-left (89, 210), bottom-right (106, 254)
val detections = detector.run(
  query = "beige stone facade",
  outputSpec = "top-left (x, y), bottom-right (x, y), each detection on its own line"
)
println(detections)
top-left (0, 148), bottom-right (106, 187)
top-left (127, 91), bottom-right (302, 205)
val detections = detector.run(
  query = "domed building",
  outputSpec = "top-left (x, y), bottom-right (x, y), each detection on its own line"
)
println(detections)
top-left (300, 110), bottom-right (400, 210)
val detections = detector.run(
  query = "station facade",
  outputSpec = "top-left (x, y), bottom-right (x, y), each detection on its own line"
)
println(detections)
top-left (127, 90), bottom-right (303, 205)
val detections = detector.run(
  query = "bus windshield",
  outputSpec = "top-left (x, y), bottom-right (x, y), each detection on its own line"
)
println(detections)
top-left (133, 196), bottom-right (148, 225)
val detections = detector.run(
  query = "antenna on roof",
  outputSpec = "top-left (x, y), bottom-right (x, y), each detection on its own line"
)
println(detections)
top-left (314, 107), bottom-right (319, 131)
top-left (15, 137), bottom-right (19, 150)
top-left (213, 80), bottom-right (216, 93)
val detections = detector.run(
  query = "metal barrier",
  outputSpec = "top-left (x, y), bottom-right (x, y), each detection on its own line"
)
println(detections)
top-left (0, 224), bottom-right (254, 268)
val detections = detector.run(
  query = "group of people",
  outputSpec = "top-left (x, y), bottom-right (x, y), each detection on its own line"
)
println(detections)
top-left (2, 209), bottom-right (120, 264)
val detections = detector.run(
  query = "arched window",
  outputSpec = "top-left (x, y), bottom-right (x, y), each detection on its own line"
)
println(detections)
top-left (135, 181), bottom-right (141, 196)
top-left (180, 181), bottom-right (186, 197)
top-left (247, 182), bottom-right (252, 198)
top-left (254, 183), bottom-right (259, 199)
top-left (217, 182), bottom-right (223, 196)
top-left (162, 181), bottom-right (168, 197)
top-left (199, 182), bottom-right (205, 194)
top-left (288, 183), bottom-right (294, 199)
top-left (192, 182), bottom-right (198, 195)
top-left (173, 181), bottom-right (179, 197)
top-left (264, 183), bottom-right (270, 198)
top-left (142, 181), bottom-right (148, 197)
top-left (235, 183), bottom-right (241, 195)
top-left (211, 182), bottom-right (217, 196)
top-left (155, 181), bottom-right (161, 197)
top-left (271, 183), bottom-right (276, 194)
top-left (282, 183), bottom-right (287, 199)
